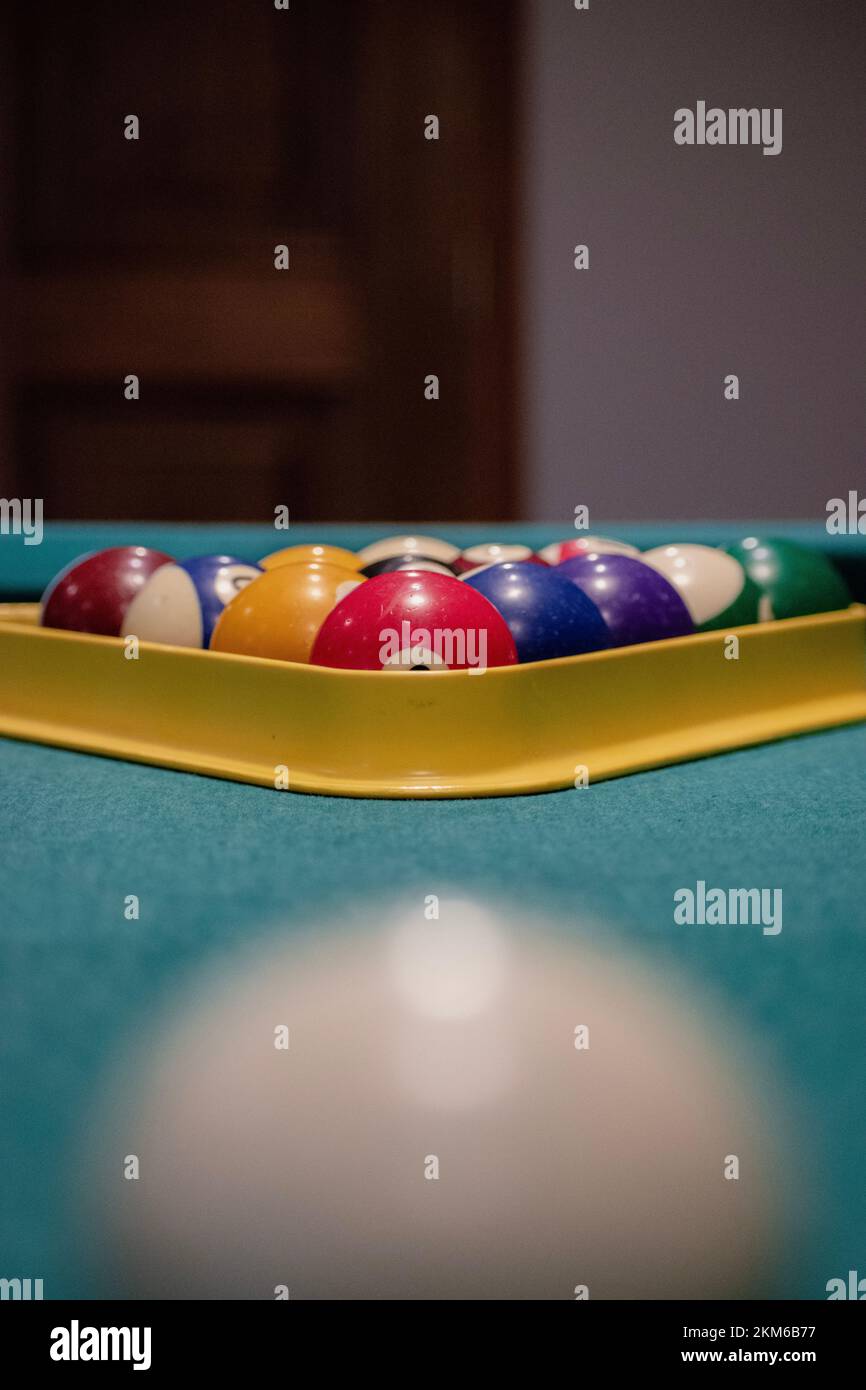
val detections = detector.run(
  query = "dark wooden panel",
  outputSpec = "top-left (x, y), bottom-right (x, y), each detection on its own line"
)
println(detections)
top-left (13, 0), bottom-right (358, 268)
top-left (17, 249), bottom-right (362, 386)
top-left (25, 401), bottom-right (334, 522)
top-left (4, 0), bottom-right (520, 523)
top-left (0, 6), bottom-right (14, 497)
top-left (354, 0), bottom-right (519, 520)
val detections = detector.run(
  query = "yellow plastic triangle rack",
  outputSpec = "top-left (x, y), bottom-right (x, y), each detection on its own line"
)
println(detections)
top-left (1, 602), bottom-right (865, 797)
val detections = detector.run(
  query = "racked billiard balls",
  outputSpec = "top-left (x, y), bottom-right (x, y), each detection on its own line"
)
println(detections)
top-left (642, 544), bottom-right (762, 631)
top-left (462, 561), bottom-right (609, 663)
top-left (121, 555), bottom-right (263, 649)
top-left (453, 542), bottom-right (544, 574)
top-left (259, 543), bottom-right (363, 572)
top-left (538, 536), bottom-right (640, 566)
top-left (726, 537), bottom-right (850, 621)
top-left (360, 552), bottom-right (456, 579)
top-left (356, 533), bottom-right (460, 568)
top-left (558, 553), bottom-right (694, 647)
top-left (211, 560), bottom-right (365, 663)
top-left (311, 570), bottom-right (518, 670)
top-left (40, 546), bottom-right (175, 636)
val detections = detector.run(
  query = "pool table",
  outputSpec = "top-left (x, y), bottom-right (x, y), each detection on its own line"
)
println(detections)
top-left (1, 521), bottom-right (864, 1300)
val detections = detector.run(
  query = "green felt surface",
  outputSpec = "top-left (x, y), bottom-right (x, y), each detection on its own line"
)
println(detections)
top-left (1, 525), bottom-right (865, 1300)
top-left (2, 519), bottom-right (865, 597)
top-left (2, 730), bottom-right (865, 1300)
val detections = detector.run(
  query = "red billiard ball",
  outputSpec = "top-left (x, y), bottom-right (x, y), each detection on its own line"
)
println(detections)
top-left (310, 570), bottom-right (518, 670)
top-left (538, 536), bottom-right (640, 566)
top-left (40, 546), bottom-right (175, 637)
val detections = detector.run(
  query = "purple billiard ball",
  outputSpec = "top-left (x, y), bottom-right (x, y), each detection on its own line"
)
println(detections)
top-left (462, 561), bottom-right (609, 663)
top-left (558, 553), bottom-right (695, 647)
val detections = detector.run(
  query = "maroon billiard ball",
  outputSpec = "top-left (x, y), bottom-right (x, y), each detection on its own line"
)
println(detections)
top-left (310, 570), bottom-right (518, 670)
top-left (40, 546), bottom-right (175, 636)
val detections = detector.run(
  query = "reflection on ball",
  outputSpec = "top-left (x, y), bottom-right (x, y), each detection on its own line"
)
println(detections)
top-left (84, 900), bottom-right (791, 1299)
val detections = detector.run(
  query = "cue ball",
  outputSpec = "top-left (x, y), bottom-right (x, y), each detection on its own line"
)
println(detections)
top-left (85, 900), bottom-right (789, 1299)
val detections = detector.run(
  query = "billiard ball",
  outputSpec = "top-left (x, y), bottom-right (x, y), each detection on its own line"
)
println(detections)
top-left (121, 555), bottom-right (263, 649)
top-left (462, 561), bottom-right (609, 663)
top-left (558, 553), bottom-right (694, 646)
top-left (642, 544), bottom-right (762, 631)
top-left (453, 542), bottom-right (545, 574)
top-left (726, 537), bottom-right (850, 621)
top-left (210, 561), bottom-right (365, 663)
top-left (40, 546), bottom-right (175, 637)
top-left (259, 543), bottom-right (363, 572)
top-left (360, 552), bottom-right (456, 579)
top-left (87, 898), bottom-right (786, 1298)
top-left (356, 534), bottom-right (460, 567)
top-left (538, 536), bottom-right (640, 566)
top-left (310, 570), bottom-right (518, 670)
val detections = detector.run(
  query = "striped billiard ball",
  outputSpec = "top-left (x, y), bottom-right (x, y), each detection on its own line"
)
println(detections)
top-left (725, 537), bottom-right (850, 621)
top-left (642, 544), bottom-right (762, 631)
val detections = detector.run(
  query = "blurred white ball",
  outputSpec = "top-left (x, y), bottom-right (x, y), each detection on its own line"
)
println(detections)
top-left (84, 899), bottom-right (791, 1299)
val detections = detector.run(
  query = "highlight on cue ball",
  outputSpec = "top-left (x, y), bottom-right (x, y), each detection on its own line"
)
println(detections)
top-left (80, 899), bottom-right (794, 1300)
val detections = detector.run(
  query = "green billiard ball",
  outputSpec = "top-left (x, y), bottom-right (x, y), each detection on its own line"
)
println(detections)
top-left (726, 537), bottom-right (850, 621)
top-left (642, 543), bottom-right (761, 631)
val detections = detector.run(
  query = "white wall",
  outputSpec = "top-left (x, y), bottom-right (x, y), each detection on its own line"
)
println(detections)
top-left (520, 0), bottom-right (863, 523)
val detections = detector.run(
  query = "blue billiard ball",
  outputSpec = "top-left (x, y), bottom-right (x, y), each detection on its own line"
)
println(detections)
top-left (121, 554), bottom-right (263, 648)
top-left (462, 560), bottom-right (610, 663)
top-left (558, 553), bottom-right (694, 647)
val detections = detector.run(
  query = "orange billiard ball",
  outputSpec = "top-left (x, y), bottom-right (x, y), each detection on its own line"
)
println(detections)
top-left (210, 561), bottom-right (365, 664)
top-left (259, 543), bottom-right (363, 572)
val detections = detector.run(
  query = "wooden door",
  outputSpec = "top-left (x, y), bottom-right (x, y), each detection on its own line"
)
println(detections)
top-left (1, 0), bottom-right (518, 524)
